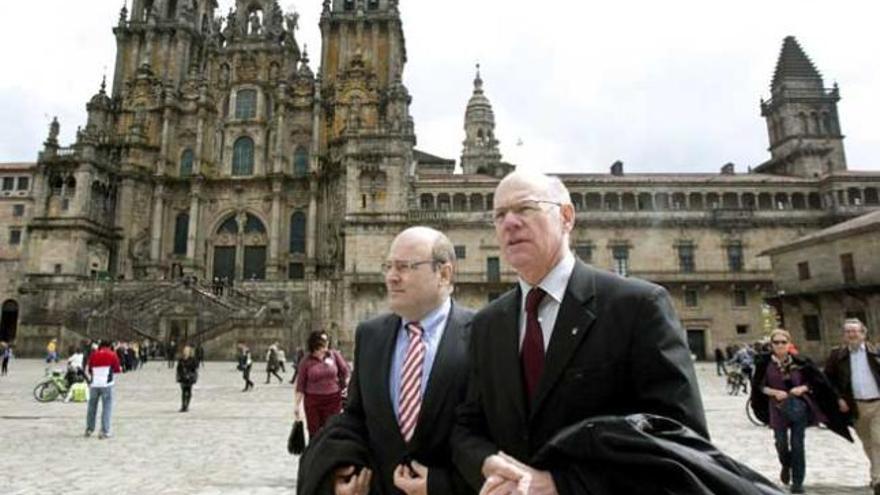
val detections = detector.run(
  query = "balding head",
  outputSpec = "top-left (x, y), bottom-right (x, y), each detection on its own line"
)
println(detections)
top-left (385, 226), bottom-right (456, 321)
top-left (492, 171), bottom-right (575, 285)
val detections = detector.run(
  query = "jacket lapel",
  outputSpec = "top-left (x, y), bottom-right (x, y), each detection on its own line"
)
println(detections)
top-left (531, 261), bottom-right (597, 419)
top-left (411, 302), bottom-right (463, 446)
top-left (496, 289), bottom-right (530, 426)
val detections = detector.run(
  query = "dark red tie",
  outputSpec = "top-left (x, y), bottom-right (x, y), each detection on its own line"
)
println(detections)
top-left (522, 287), bottom-right (546, 400)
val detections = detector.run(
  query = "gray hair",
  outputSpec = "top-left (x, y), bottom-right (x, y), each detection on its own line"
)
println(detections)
top-left (844, 318), bottom-right (868, 333)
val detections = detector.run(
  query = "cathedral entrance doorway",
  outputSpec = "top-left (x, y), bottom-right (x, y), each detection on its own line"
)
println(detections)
top-left (0, 300), bottom-right (18, 342)
top-left (211, 212), bottom-right (268, 282)
top-left (213, 246), bottom-right (236, 283)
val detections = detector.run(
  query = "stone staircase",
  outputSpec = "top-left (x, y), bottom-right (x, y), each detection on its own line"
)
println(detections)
top-left (64, 279), bottom-right (267, 343)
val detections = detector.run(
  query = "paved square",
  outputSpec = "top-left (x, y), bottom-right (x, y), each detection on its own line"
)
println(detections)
top-left (0, 360), bottom-right (871, 494)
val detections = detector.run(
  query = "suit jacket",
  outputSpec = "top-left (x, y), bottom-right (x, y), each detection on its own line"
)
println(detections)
top-left (453, 260), bottom-right (708, 491)
top-left (825, 343), bottom-right (880, 420)
top-left (319, 301), bottom-right (476, 495)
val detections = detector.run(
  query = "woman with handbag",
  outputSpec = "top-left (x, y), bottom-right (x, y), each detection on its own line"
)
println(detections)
top-left (176, 345), bottom-right (199, 412)
top-left (750, 329), bottom-right (851, 494)
top-left (293, 331), bottom-right (350, 436)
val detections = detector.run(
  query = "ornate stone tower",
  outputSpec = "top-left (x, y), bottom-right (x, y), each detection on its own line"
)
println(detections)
top-left (460, 65), bottom-right (503, 175)
top-left (316, 0), bottom-right (416, 260)
top-left (758, 36), bottom-right (846, 177)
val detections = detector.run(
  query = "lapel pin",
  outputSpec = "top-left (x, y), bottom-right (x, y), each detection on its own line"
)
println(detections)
top-left (571, 327), bottom-right (579, 335)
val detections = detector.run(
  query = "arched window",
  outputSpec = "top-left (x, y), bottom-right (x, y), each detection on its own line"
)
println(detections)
top-left (64, 176), bottom-right (77, 196)
top-left (218, 216), bottom-right (238, 234)
top-left (244, 213), bottom-right (266, 234)
top-left (235, 89), bottom-right (257, 120)
top-left (470, 193), bottom-right (484, 212)
top-left (180, 148), bottom-right (194, 177)
top-left (173, 213), bottom-right (189, 255)
top-left (420, 194), bottom-right (434, 210)
top-left (232, 137), bottom-right (254, 176)
top-left (453, 193), bottom-right (467, 211)
top-left (289, 211), bottom-right (306, 254)
top-left (0, 299), bottom-right (19, 342)
top-left (293, 147), bottom-right (309, 176)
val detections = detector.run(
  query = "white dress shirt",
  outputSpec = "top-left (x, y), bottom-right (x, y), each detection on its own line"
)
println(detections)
top-left (517, 251), bottom-right (576, 351)
top-left (850, 343), bottom-right (880, 400)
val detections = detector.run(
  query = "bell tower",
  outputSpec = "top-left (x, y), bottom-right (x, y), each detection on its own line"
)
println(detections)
top-left (758, 36), bottom-right (846, 177)
top-left (460, 65), bottom-right (509, 176)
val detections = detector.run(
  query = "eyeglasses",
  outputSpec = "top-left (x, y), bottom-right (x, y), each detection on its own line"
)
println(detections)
top-left (493, 199), bottom-right (562, 225)
top-left (380, 259), bottom-right (437, 274)
top-left (771, 340), bottom-right (789, 345)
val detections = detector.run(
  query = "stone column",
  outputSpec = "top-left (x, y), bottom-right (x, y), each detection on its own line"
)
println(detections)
top-left (268, 180), bottom-right (283, 278)
top-left (115, 177), bottom-right (136, 278)
top-left (150, 183), bottom-right (165, 263)
top-left (186, 181), bottom-right (201, 260)
top-left (273, 86), bottom-right (286, 174)
top-left (307, 182), bottom-right (317, 260)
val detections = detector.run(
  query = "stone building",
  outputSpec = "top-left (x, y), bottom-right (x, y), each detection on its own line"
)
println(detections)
top-left (0, 163), bottom-right (34, 343)
top-left (763, 210), bottom-right (880, 358)
top-left (0, 3), bottom-right (878, 359)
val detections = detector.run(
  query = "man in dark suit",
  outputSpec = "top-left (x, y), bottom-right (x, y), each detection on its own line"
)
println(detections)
top-left (825, 318), bottom-right (880, 495)
top-left (317, 226), bottom-right (475, 495)
top-left (453, 171), bottom-right (708, 494)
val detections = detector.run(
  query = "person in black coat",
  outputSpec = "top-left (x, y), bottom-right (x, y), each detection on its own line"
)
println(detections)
top-left (453, 171), bottom-right (707, 494)
top-left (176, 345), bottom-right (199, 412)
top-left (750, 329), bottom-right (852, 493)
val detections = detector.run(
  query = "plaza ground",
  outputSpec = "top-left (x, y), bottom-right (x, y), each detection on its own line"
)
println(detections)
top-left (0, 360), bottom-right (871, 494)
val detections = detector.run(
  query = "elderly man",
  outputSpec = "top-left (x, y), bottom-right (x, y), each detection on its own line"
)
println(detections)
top-left (825, 318), bottom-right (880, 495)
top-left (453, 171), bottom-right (708, 494)
top-left (298, 226), bottom-right (475, 495)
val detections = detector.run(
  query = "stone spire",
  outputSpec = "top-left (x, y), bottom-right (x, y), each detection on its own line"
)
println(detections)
top-left (771, 36), bottom-right (823, 90)
top-left (758, 36), bottom-right (846, 177)
top-left (461, 64), bottom-right (503, 175)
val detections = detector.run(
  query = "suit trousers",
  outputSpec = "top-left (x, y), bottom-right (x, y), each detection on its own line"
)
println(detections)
top-left (855, 400), bottom-right (880, 485)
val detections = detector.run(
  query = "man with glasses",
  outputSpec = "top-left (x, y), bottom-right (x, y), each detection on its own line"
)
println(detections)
top-left (453, 171), bottom-right (707, 494)
top-left (298, 226), bottom-right (475, 495)
top-left (825, 318), bottom-right (880, 494)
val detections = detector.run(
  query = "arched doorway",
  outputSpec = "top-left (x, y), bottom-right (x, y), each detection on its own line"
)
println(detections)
top-left (211, 212), bottom-right (268, 282)
top-left (0, 300), bottom-right (19, 342)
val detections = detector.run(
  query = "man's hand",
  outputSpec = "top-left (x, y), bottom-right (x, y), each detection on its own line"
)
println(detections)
top-left (839, 398), bottom-right (850, 413)
top-left (479, 452), bottom-right (558, 495)
top-left (771, 390), bottom-right (788, 402)
top-left (334, 465), bottom-right (372, 495)
top-left (393, 460), bottom-right (428, 495)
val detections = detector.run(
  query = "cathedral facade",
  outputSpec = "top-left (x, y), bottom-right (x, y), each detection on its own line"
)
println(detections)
top-left (1, 1), bottom-right (878, 359)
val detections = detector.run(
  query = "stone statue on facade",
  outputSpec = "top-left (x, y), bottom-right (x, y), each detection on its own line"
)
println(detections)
top-left (248, 11), bottom-right (262, 36)
top-left (222, 9), bottom-right (238, 43)
top-left (47, 117), bottom-right (60, 145)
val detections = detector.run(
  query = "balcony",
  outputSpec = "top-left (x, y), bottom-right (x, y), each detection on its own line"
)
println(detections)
top-left (629, 269), bottom-right (772, 285)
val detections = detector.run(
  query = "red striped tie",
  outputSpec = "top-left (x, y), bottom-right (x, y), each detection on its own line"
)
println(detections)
top-left (399, 322), bottom-right (426, 443)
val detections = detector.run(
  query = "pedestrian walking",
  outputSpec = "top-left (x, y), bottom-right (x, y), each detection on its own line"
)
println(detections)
top-left (1, 342), bottom-right (11, 376)
top-left (265, 343), bottom-right (283, 384)
top-left (293, 331), bottom-right (350, 436)
top-left (750, 329), bottom-right (852, 493)
top-left (289, 346), bottom-right (304, 384)
top-left (195, 343), bottom-right (205, 368)
top-left (715, 347), bottom-right (728, 376)
top-left (46, 338), bottom-right (59, 364)
top-left (176, 345), bottom-right (199, 412)
top-left (166, 340), bottom-right (177, 369)
top-left (237, 342), bottom-right (254, 391)
top-left (825, 318), bottom-right (880, 495)
top-left (276, 345), bottom-right (287, 374)
top-left (85, 340), bottom-right (122, 439)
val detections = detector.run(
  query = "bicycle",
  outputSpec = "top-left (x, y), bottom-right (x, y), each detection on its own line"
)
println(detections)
top-left (745, 397), bottom-right (766, 427)
top-left (33, 369), bottom-right (71, 402)
top-left (726, 368), bottom-right (749, 396)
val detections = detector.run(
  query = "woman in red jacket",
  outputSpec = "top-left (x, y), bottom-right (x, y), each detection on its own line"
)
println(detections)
top-left (293, 331), bottom-right (350, 436)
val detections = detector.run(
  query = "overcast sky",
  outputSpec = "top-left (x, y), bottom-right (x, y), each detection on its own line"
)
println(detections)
top-left (2, 0), bottom-right (878, 174)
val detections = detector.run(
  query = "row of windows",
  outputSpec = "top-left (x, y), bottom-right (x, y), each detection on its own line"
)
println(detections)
top-left (683, 286), bottom-right (749, 308)
top-left (677, 244), bottom-right (744, 273)
top-left (1, 176), bottom-right (29, 192)
top-left (178, 141), bottom-right (309, 177)
top-left (418, 189), bottom-right (880, 213)
top-left (797, 253), bottom-right (857, 284)
top-left (172, 212), bottom-right (307, 255)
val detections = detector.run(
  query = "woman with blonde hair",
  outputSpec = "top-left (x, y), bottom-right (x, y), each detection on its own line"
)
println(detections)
top-left (176, 344), bottom-right (199, 412)
top-left (750, 329), bottom-right (852, 493)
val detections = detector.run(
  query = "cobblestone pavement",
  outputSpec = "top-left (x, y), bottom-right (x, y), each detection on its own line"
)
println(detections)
top-left (0, 360), bottom-right (871, 494)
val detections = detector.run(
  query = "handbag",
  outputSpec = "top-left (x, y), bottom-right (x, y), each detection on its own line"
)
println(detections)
top-left (288, 420), bottom-right (305, 455)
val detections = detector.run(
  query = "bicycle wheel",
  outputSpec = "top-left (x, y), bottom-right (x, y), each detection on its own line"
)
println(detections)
top-left (745, 398), bottom-right (764, 427)
top-left (33, 381), bottom-right (60, 402)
